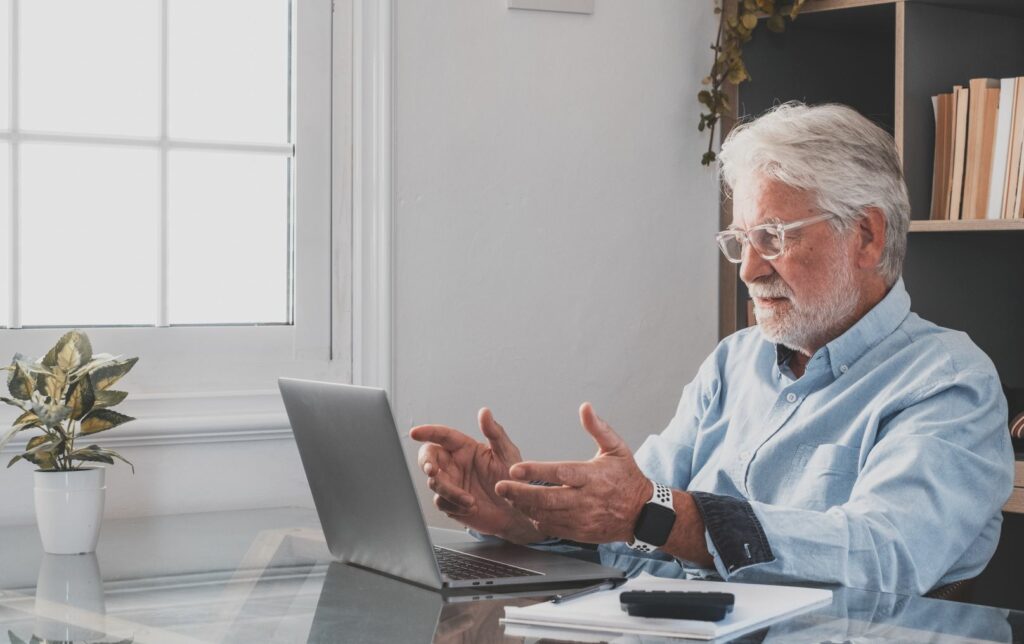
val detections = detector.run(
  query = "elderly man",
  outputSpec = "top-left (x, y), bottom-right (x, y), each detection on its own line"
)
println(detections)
top-left (410, 102), bottom-right (1015, 595)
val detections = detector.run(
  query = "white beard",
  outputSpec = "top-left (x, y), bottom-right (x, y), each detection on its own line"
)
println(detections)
top-left (749, 249), bottom-right (860, 355)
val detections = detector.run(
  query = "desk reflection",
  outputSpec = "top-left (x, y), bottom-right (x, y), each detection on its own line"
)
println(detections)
top-left (307, 562), bottom-right (536, 643)
top-left (23, 553), bottom-right (112, 644)
top-left (306, 562), bottom-right (1018, 644)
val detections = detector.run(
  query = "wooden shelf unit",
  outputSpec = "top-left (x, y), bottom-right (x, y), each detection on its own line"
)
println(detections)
top-left (910, 220), bottom-right (1024, 232)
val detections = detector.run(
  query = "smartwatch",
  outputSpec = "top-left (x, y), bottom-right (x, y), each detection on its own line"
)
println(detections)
top-left (627, 481), bottom-right (676, 553)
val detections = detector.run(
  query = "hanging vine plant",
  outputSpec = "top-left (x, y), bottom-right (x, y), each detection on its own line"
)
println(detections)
top-left (699, 0), bottom-right (808, 166)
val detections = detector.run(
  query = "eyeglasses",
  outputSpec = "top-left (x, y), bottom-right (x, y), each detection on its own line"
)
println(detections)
top-left (715, 212), bottom-right (837, 263)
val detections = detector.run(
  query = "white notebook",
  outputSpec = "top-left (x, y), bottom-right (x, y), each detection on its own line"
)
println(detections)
top-left (501, 573), bottom-right (833, 641)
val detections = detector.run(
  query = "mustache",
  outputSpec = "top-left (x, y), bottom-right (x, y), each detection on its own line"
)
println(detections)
top-left (748, 278), bottom-right (793, 299)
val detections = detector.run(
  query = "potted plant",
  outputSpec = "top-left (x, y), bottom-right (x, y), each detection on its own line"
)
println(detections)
top-left (0, 330), bottom-right (137, 554)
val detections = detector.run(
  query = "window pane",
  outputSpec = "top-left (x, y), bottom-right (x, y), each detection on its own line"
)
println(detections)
top-left (20, 143), bottom-right (158, 326)
top-left (168, 150), bottom-right (289, 325)
top-left (0, 143), bottom-right (8, 325)
top-left (0, 0), bottom-right (9, 130)
top-left (20, 0), bottom-right (159, 137)
top-left (169, 0), bottom-right (290, 144)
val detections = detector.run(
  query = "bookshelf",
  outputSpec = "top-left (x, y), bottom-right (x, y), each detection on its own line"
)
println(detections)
top-left (717, 0), bottom-right (1024, 608)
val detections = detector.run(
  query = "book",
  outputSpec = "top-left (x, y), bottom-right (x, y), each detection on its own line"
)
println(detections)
top-left (948, 86), bottom-right (970, 220)
top-left (961, 78), bottom-right (1000, 219)
top-left (930, 95), bottom-right (944, 219)
top-left (1015, 136), bottom-right (1024, 217)
top-left (1008, 79), bottom-right (1024, 218)
top-left (501, 573), bottom-right (833, 641)
top-left (931, 93), bottom-right (954, 220)
top-left (987, 78), bottom-right (1017, 219)
top-left (939, 93), bottom-right (955, 220)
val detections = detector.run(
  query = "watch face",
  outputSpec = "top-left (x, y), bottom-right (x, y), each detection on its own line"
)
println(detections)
top-left (635, 503), bottom-right (675, 547)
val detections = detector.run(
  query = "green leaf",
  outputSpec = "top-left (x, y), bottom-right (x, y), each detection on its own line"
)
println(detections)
top-left (25, 434), bottom-right (51, 452)
top-left (766, 13), bottom-right (785, 32)
top-left (91, 357), bottom-right (138, 391)
top-left (71, 449), bottom-right (114, 466)
top-left (72, 445), bottom-right (134, 473)
top-left (65, 373), bottom-right (96, 420)
top-left (0, 397), bottom-right (32, 411)
top-left (80, 409), bottom-right (135, 435)
top-left (35, 369), bottom-right (66, 401)
top-left (6, 454), bottom-right (21, 468)
top-left (7, 362), bottom-right (34, 400)
top-left (22, 447), bottom-right (57, 470)
top-left (69, 353), bottom-right (118, 379)
top-left (94, 389), bottom-right (129, 409)
top-left (11, 409), bottom-right (38, 426)
top-left (0, 425), bottom-right (22, 455)
top-left (42, 331), bottom-right (93, 372)
top-left (702, 150), bottom-right (717, 166)
top-left (740, 12), bottom-right (758, 30)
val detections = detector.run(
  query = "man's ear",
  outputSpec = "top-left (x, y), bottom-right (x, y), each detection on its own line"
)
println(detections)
top-left (855, 207), bottom-right (887, 270)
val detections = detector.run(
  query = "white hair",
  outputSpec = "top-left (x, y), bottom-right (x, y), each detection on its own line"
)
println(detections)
top-left (718, 102), bottom-right (910, 286)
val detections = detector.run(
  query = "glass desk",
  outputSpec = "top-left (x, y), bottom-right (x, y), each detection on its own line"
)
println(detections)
top-left (0, 507), bottom-right (1021, 643)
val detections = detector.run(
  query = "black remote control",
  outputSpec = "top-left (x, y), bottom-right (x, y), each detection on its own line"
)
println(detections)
top-left (619, 590), bottom-right (735, 621)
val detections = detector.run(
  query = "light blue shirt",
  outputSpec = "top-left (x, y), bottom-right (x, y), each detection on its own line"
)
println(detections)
top-left (599, 279), bottom-right (1015, 594)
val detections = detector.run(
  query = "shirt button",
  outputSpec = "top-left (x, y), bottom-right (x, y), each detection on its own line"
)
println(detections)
top-left (840, 364), bottom-right (849, 374)
top-left (786, 392), bottom-right (797, 403)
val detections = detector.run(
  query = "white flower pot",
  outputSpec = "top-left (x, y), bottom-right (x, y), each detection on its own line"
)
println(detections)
top-left (34, 553), bottom-right (107, 642)
top-left (33, 467), bottom-right (106, 555)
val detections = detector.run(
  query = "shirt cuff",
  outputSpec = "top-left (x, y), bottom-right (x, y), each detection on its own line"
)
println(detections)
top-left (689, 491), bottom-right (775, 576)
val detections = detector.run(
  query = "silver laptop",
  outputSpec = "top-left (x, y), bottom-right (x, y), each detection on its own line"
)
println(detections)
top-left (279, 378), bottom-right (625, 591)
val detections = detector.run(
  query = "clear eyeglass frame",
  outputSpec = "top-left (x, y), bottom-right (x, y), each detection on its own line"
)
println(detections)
top-left (716, 212), bottom-right (837, 263)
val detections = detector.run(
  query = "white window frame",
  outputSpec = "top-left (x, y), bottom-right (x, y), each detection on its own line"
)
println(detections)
top-left (0, 0), bottom-right (369, 448)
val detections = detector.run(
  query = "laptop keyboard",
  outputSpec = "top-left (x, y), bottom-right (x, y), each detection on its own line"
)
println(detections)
top-left (433, 546), bottom-right (543, 581)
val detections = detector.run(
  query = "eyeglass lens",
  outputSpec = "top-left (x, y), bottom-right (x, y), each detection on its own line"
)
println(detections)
top-left (720, 228), bottom-right (784, 261)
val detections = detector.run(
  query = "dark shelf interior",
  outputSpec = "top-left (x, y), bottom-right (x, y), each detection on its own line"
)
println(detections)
top-left (740, 4), bottom-right (895, 133)
top-left (902, 232), bottom-right (1024, 388)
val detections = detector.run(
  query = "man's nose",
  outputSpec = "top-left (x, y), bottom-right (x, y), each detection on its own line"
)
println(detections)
top-left (739, 243), bottom-right (775, 285)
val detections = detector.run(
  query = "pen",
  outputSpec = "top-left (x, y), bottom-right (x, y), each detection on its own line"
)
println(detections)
top-left (551, 579), bottom-right (625, 604)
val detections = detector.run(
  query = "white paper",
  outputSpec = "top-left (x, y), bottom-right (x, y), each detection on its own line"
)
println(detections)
top-left (501, 573), bottom-right (833, 641)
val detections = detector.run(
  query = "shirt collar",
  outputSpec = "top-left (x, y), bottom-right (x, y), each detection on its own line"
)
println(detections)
top-left (823, 278), bottom-right (911, 379)
top-left (771, 278), bottom-right (911, 380)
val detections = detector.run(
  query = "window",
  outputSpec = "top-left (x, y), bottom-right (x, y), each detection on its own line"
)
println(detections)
top-left (0, 0), bottom-right (339, 412)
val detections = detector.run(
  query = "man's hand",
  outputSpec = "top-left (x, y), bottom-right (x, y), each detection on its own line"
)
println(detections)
top-left (495, 402), bottom-right (652, 544)
top-left (410, 408), bottom-right (545, 544)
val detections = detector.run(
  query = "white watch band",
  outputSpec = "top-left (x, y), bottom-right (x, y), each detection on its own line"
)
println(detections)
top-left (627, 481), bottom-right (674, 553)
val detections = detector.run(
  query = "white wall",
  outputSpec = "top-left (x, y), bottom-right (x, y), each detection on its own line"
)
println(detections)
top-left (0, 1), bottom-right (719, 528)
top-left (392, 1), bottom-right (720, 526)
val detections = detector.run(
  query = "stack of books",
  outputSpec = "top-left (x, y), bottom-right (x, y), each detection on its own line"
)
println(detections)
top-left (931, 77), bottom-right (1024, 221)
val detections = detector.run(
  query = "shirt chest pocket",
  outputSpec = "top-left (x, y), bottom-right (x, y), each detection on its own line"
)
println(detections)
top-left (784, 443), bottom-right (861, 511)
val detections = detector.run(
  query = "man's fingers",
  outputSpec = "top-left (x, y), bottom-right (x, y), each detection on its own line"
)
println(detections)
top-left (495, 480), bottom-right (574, 512)
top-left (436, 495), bottom-right (472, 517)
top-left (410, 424), bottom-right (475, 453)
top-left (427, 471), bottom-right (474, 509)
top-left (478, 408), bottom-right (522, 464)
top-left (508, 460), bottom-right (590, 488)
top-left (417, 442), bottom-right (449, 475)
top-left (579, 402), bottom-right (627, 455)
